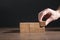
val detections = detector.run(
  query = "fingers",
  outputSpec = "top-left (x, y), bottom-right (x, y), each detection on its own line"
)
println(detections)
top-left (38, 11), bottom-right (44, 21)
top-left (38, 8), bottom-right (51, 21)
top-left (38, 8), bottom-right (60, 26)
top-left (45, 17), bottom-right (53, 26)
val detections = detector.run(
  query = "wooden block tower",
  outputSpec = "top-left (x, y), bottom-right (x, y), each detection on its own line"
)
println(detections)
top-left (20, 22), bottom-right (45, 33)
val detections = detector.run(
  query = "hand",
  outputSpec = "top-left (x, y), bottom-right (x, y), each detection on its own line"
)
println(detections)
top-left (38, 8), bottom-right (60, 26)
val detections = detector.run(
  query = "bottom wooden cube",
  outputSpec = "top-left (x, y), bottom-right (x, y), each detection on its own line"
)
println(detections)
top-left (20, 22), bottom-right (45, 33)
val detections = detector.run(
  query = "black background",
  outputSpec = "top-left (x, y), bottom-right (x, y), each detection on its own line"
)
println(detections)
top-left (0, 0), bottom-right (60, 28)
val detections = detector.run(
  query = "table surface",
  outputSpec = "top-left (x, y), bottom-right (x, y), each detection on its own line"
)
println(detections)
top-left (0, 28), bottom-right (60, 40)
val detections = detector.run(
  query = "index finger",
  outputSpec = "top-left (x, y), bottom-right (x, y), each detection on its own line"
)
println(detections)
top-left (38, 10), bottom-right (52, 22)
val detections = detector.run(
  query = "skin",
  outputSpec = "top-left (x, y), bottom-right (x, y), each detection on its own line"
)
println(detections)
top-left (38, 8), bottom-right (60, 26)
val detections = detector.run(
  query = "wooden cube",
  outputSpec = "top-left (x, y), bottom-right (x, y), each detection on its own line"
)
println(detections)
top-left (29, 22), bottom-right (45, 33)
top-left (20, 22), bottom-right (45, 33)
top-left (20, 22), bottom-right (30, 33)
top-left (40, 21), bottom-right (46, 27)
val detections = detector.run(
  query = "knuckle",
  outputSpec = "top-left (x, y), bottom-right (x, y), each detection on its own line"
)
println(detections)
top-left (46, 8), bottom-right (50, 10)
top-left (47, 8), bottom-right (50, 9)
top-left (51, 16), bottom-right (58, 20)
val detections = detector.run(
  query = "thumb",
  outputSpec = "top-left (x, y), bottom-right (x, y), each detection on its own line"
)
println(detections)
top-left (46, 17), bottom-right (53, 26)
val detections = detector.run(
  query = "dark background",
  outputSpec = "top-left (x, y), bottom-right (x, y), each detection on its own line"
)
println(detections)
top-left (0, 0), bottom-right (60, 28)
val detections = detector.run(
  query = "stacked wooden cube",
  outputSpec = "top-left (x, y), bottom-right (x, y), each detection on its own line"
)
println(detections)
top-left (20, 22), bottom-right (45, 33)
